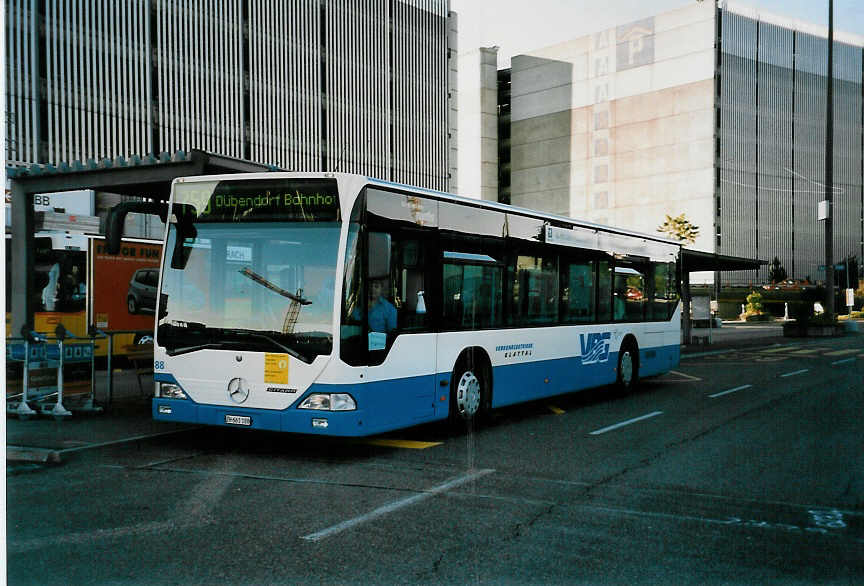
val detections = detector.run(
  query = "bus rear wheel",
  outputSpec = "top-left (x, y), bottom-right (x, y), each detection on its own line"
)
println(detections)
top-left (616, 341), bottom-right (639, 393)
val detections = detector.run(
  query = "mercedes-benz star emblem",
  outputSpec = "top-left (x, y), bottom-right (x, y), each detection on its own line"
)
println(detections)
top-left (227, 377), bottom-right (250, 404)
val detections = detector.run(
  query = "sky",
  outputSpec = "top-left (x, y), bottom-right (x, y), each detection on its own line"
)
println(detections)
top-left (451, 0), bottom-right (864, 67)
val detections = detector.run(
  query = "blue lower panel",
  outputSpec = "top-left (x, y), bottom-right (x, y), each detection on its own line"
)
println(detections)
top-left (640, 344), bottom-right (680, 378)
top-left (492, 355), bottom-right (617, 408)
top-left (152, 376), bottom-right (440, 437)
top-left (491, 343), bottom-right (680, 407)
top-left (153, 345), bottom-right (680, 436)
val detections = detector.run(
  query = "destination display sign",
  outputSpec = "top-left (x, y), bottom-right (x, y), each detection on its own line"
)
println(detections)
top-left (182, 179), bottom-right (340, 223)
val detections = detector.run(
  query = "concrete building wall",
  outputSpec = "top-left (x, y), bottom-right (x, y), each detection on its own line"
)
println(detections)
top-left (509, 1), bottom-right (717, 249)
top-left (505, 1), bottom-right (864, 287)
top-left (457, 47), bottom-right (499, 200)
top-left (448, 12), bottom-right (460, 193)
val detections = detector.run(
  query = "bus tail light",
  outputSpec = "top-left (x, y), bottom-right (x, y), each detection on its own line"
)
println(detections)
top-left (158, 382), bottom-right (188, 400)
top-left (298, 393), bottom-right (357, 411)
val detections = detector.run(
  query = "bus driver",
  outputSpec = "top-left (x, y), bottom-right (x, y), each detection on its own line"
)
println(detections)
top-left (368, 278), bottom-right (397, 333)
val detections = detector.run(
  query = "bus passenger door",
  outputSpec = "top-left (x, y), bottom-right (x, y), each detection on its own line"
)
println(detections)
top-left (365, 230), bottom-right (438, 422)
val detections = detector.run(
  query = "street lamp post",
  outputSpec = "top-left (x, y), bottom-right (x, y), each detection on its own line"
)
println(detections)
top-left (824, 0), bottom-right (834, 321)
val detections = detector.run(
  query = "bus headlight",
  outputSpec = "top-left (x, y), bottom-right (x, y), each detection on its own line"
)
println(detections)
top-left (159, 382), bottom-right (187, 400)
top-left (298, 393), bottom-right (357, 411)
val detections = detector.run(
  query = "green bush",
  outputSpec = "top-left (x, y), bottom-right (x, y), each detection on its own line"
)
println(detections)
top-left (745, 290), bottom-right (764, 314)
top-left (740, 289), bottom-right (771, 321)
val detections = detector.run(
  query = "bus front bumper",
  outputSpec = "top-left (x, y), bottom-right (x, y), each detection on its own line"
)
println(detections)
top-left (152, 398), bottom-right (373, 437)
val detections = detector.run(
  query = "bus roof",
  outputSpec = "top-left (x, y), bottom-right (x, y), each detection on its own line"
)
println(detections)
top-left (364, 177), bottom-right (682, 248)
top-left (172, 172), bottom-right (682, 248)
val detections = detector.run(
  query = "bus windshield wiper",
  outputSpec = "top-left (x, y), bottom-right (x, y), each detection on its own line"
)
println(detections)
top-left (166, 342), bottom-right (228, 356)
top-left (219, 328), bottom-right (310, 363)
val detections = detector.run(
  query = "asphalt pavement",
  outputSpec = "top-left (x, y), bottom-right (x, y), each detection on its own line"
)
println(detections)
top-left (6, 319), bottom-right (861, 464)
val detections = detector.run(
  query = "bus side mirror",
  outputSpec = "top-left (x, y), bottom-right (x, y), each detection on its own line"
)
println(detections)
top-left (368, 232), bottom-right (391, 279)
top-left (158, 293), bottom-right (169, 320)
top-left (168, 204), bottom-right (198, 270)
top-left (105, 201), bottom-right (169, 254)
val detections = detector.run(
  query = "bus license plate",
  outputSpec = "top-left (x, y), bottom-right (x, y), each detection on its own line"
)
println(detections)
top-left (225, 414), bottom-right (251, 426)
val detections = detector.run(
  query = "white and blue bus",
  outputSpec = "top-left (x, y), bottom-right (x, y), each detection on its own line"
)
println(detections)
top-left (151, 173), bottom-right (681, 436)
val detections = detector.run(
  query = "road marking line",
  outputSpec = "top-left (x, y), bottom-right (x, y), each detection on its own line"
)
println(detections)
top-left (759, 346), bottom-right (798, 354)
top-left (780, 369), bottom-right (809, 378)
top-left (547, 405), bottom-right (565, 415)
top-left (831, 358), bottom-right (856, 366)
top-left (709, 384), bottom-right (753, 398)
top-left (362, 439), bottom-right (442, 450)
top-left (301, 469), bottom-right (495, 542)
top-left (589, 411), bottom-right (663, 436)
top-left (787, 348), bottom-right (824, 355)
top-left (825, 349), bottom-right (858, 356)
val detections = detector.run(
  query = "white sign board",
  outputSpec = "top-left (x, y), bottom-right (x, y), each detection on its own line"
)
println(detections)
top-left (6, 188), bottom-right (95, 227)
top-left (691, 295), bottom-right (711, 320)
top-left (818, 200), bottom-right (830, 221)
top-left (846, 288), bottom-right (855, 307)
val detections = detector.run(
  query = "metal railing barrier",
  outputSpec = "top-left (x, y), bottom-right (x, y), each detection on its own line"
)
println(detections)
top-left (6, 326), bottom-right (153, 419)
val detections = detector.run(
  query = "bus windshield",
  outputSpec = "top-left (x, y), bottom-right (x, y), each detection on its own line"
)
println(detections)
top-left (156, 179), bottom-right (341, 362)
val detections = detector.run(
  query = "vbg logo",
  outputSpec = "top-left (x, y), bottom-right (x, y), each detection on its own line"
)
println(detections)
top-left (579, 332), bottom-right (611, 365)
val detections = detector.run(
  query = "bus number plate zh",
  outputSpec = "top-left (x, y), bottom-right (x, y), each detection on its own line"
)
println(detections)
top-left (225, 414), bottom-right (252, 426)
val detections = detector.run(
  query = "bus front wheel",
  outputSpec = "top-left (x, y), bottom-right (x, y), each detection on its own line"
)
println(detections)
top-left (616, 341), bottom-right (639, 392)
top-left (449, 357), bottom-right (490, 427)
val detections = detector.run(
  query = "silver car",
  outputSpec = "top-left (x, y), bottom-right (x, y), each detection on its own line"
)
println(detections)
top-left (127, 268), bottom-right (158, 314)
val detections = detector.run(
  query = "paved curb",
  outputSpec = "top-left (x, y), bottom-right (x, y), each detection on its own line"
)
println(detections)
top-left (7, 446), bottom-right (62, 464)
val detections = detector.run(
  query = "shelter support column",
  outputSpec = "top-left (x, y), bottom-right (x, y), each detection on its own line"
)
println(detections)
top-left (10, 180), bottom-right (35, 336)
top-left (682, 269), bottom-right (691, 345)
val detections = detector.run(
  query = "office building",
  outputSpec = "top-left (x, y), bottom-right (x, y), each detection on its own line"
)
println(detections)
top-left (501, 2), bottom-right (862, 285)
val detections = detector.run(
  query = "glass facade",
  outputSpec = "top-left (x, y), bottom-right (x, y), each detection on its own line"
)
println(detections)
top-left (4, 0), bottom-right (455, 191)
top-left (717, 10), bottom-right (863, 285)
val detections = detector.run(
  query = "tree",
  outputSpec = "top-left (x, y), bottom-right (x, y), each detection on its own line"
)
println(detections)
top-left (768, 256), bottom-right (787, 284)
top-left (657, 213), bottom-right (699, 245)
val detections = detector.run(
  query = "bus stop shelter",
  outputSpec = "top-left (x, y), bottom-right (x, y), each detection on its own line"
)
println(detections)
top-left (680, 249), bottom-right (767, 344)
top-left (7, 150), bottom-right (276, 336)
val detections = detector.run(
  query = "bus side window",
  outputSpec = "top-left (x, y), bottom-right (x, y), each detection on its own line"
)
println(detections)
top-left (597, 260), bottom-right (612, 322)
top-left (614, 263), bottom-right (646, 322)
top-left (392, 239), bottom-right (430, 332)
top-left (649, 261), bottom-right (678, 320)
top-left (340, 218), bottom-right (366, 366)
top-left (442, 260), bottom-right (502, 329)
top-left (363, 187), bottom-right (438, 365)
top-left (561, 259), bottom-right (595, 323)
top-left (509, 254), bottom-right (558, 326)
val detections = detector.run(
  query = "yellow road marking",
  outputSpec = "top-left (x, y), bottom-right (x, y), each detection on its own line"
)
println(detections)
top-left (548, 405), bottom-right (565, 415)
top-left (824, 349), bottom-right (859, 356)
top-left (363, 439), bottom-right (442, 450)
top-left (759, 346), bottom-right (798, 354)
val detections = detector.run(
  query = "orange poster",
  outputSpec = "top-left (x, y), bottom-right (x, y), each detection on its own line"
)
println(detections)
top-left (91, 239), bottom-right (162, 332)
